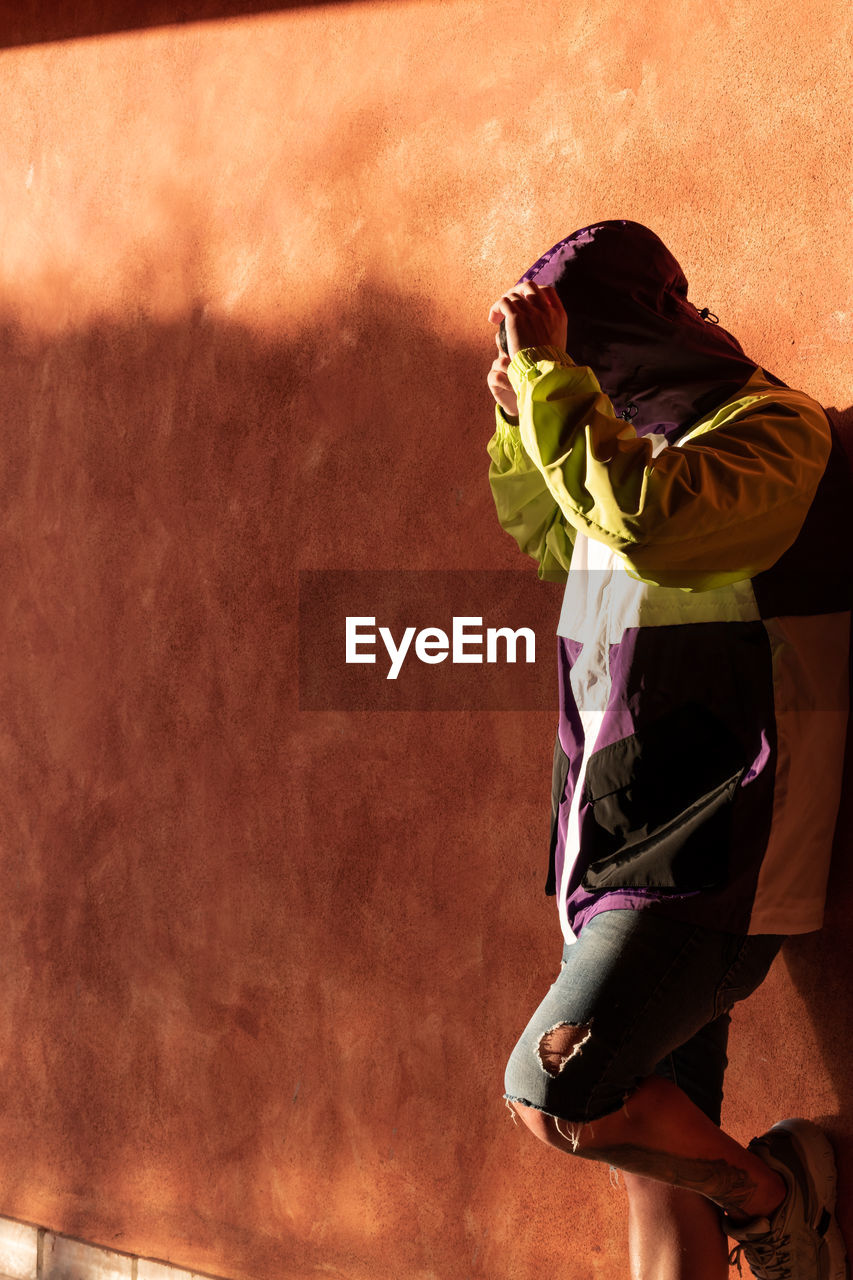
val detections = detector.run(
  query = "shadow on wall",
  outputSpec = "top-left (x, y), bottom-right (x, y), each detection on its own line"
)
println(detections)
top-left (0, 287), bottom-right (518, 1278)
top-left (0, 0), bottom-right (397, 50)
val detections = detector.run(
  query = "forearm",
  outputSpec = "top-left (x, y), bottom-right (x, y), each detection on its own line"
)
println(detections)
top-left (487, 405), bottom-right (574, 582)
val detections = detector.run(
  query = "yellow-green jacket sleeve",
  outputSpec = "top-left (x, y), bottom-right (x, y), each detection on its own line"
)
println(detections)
top-left (487, 404), bottom-right (576, 583)
top-left (507, 346), bottom-right (832, 590)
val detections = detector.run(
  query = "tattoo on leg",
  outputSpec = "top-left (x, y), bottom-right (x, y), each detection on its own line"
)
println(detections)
top-left (580, 1144), bottom-right (758, 1216)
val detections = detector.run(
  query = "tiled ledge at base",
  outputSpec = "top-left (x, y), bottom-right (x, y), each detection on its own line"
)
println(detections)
top-left (0, 1214), bottom-right (231, 1280)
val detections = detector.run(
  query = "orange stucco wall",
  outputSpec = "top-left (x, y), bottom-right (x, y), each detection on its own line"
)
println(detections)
top-left (0, 3), bottom-right (851, 1277)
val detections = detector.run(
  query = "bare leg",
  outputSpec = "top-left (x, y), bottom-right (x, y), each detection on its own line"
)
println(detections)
top-left (624, 1173), bottom-right (729, 1280)
top-left (511, 1073), bottom-right (786, 1222)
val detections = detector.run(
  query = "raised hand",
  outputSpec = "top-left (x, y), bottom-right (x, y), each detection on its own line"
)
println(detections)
top-left (488, 281), bottom-right (568, 359)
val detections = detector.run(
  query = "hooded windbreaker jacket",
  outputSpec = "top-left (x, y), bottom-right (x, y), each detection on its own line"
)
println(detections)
top-left (487, 221), bottom-right (851, 945)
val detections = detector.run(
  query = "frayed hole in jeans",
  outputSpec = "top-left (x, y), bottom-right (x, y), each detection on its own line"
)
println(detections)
top-left (536, 1021), bottom-right (593, 1077)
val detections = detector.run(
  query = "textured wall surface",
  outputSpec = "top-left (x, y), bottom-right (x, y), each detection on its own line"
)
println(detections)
top-left (0, 2), bottom-right (850, 1277)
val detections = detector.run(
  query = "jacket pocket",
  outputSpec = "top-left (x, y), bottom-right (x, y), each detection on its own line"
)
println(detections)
top-left (580, 702), bottom-right (747, 893)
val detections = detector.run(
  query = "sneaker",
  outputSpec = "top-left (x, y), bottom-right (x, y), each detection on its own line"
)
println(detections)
top-left (725, 1119), bottom-right (848, 1279)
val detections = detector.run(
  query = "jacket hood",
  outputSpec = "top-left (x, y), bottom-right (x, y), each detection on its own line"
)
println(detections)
top-left (516, 220), bottom-right (765, 439)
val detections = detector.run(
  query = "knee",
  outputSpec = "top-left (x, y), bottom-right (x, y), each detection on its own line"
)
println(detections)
top-left (507, 1098), bottom-right (583, 1151)
top-left (504, 1020), bottom-right (596, 1149)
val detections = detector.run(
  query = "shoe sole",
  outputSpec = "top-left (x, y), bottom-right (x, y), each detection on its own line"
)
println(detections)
top-left (772, 1119), bottom-right (848, 1280)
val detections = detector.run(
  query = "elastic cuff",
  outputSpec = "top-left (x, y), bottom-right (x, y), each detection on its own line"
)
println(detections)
top-left (494, 404), bottom-right (520, 431)
top-left (509, 346), bottom-right (576, 379)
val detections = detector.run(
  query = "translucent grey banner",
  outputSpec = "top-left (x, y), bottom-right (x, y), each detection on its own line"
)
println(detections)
top-left (298, 568), bottom-right (851, 713)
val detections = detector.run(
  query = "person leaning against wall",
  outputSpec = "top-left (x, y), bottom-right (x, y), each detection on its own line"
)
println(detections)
top-left (485, 220), bottom-right (851, 1280)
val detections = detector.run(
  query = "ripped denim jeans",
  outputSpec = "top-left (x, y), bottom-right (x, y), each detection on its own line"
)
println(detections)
top-left (503, 908), bottom-right (784, 1128)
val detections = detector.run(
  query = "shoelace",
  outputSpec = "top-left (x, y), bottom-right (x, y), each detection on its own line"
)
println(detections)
top-left (728, 1234), bottom-right (792, 1279)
